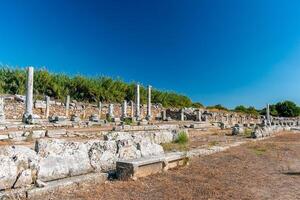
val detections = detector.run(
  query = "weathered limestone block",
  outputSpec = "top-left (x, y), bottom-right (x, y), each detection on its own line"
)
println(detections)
top-left (136, 137), bottom-right (164, 157)
top-left (0, 155), bottom-right (18, 190)
top-left (0, 146), bottom-right (38, 190)
top-left (46, 129), bottom-right (67, 138)
top-left (36, 139), bottom-right (93, 182)
top-left (34, 100), bottom-right (46, 109)
top-left (86, 140), bottom-right (118, 171)
top-left (8, 131), bottom-right (24, 139)
top-left (0, 134), bottom-right (9, 141)
top-left (232, 125), bottom-right (244, 135)
top-left (118, 144), bottom-right (141, 160)
top-left (152, 130), bottom-right (175, 144)
top-left (13, 169), bottom-right (32, 188)
top-left (32, 130), bottom-right (46, 139)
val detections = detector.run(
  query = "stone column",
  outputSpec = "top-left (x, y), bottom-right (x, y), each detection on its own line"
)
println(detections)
top-left (266, 104), bottom-right (271, 125)
top-left (108, 104), bottom-right (114, 118)
top-left (130, 100), bottom-right (134, 117)
top-left (98, 101), bottom-right (102, 119)
top-left (146, 85), bottom-right (152, 119)
top-left (122, 100), bottom-right (127, 118)
top-left (196, 110), bottom-right (202, 121)
top-left (23, 67), bottom-right (34, 121)
top-left (45, 96), bottom-right (50, 119)
top-left (180, 109), bottom-right (185, 121)
top-left (83, 105), bottom-right (86, 119)
top-left (0, 97), bottom-right (5, 123)
top-left (65, 95), bottom-right (70, 117)
top-left (135, 84), bottom-right (140, 120)
top-left (162, 110), bottom-right (166, 121)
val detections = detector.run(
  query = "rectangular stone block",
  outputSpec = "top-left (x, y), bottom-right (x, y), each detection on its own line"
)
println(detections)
top-left (27, 173), bottom-right (107, 200)
top-left (0, 134), bottom-right (8, 141)
top-left (46, 129), bottom-right (66, 138)
top-left (116, 152), bottom-right (189, 180)
top-left (8, 131), bottom-right (24, 139)
top-left (32, 130), bottom-right (46, 139)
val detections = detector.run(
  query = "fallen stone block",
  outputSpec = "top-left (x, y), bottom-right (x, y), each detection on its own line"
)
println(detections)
top-left (8, 131), bottom-right (24, 139)
top-left (27, 173), bottom-right (107, 200)
top-left (116, 153), bottom-right (188, 180)
top-left (32, 130), bottom-right (46, 139)
top-left (0, 134), bottom-right (8, 141)
top-left (36, 139), bottom-right (93, 182)
top-left (116, 156), bottom-right (165, 180)
top-left (164, 152), bottom-right (189, 170)
top-left (46, 129), bottom-right (67, 138)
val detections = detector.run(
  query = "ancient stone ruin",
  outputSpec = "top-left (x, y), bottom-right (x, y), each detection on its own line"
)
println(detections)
top-left (0, 67), bottom-right (299, 199)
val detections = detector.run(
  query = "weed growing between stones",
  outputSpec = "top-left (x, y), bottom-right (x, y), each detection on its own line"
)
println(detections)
top-left (175, 131), bottom-right (188, 144)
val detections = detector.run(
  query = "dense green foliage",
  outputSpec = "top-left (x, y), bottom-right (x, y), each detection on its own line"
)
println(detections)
top-left (234, 105), bottom-right (260, 116)
top-left (206, 104), bottom-right (228, 111)
top-left (0, 68), bottom-right (193, 108)
top-left (260, 101), bottom-right (300, 117)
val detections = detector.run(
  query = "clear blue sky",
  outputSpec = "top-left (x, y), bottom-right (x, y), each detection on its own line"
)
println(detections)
top-left (1, 0), bottom-right (300, 109)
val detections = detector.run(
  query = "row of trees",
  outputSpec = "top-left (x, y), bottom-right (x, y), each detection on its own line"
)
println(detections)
top-left (0, 68), bottom-right (194, 108)
top-left (207, 101), bottom-right (300, 117)
top-left (1, 68), bottom-right (299, 117)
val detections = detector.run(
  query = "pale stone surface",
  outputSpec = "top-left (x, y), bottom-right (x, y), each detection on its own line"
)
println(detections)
top-left (87, 140), bottom-right (118, 171)
top-left (32, 130), bottom-right (46, 139)
top-left (0, 134), bottom-right (9, 141)
top-left (27, 173), bottom-right (107, 200)
top-left (46, 129), bottom-right (67, 138)
top-left (14, 169), bottom-right (32, 188)
top-left (65, 95), bottom-right (70, 117)
top-left (0, 155), bottom-right (18, 190)
top-left (0, 97), bottom-right (5, 123)
top-left (45, 96), bottom-right (50, 118)
top-left (23, 67), bottom-right (34, 123)
top-left (0, 145), bottom-right (38, 190)
top-left (122, 100), bottom-right (127, 118)
top-left (36, 139), bottom-right (93, 182)
top-left (8, 131), bottom-right (24, 139)
top-left (136, 137), bottom-right (164, 157)
top-left (108, 104), bottom-right (114, 118)
top-left (135, 84), bottom-right (140, 120)
top-left (147, 85), bottom-right (152, 119)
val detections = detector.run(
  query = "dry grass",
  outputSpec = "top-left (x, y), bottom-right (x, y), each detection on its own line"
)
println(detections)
top-left (37, 132), bottom-right (300, 200)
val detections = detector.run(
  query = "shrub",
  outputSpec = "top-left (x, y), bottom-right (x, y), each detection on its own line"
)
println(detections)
top-left (175, 131), bottom-right (188, 144)
top-left (123, 118), bottom-right (133, 125)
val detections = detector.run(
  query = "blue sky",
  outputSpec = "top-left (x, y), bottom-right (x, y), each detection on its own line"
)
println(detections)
top-left (1, 0), bottom-right (300, 109)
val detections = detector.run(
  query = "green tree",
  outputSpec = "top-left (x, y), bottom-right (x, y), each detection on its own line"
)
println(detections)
top-left (275, 101), bottom-right (300, 117)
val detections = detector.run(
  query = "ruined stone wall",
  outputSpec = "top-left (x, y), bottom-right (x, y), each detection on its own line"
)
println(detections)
top-left (3, 99), bottom-right (163, 120)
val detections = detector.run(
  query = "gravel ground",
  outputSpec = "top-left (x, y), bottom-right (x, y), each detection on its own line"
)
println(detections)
top-left (49, 131), bottom-right (300, 200)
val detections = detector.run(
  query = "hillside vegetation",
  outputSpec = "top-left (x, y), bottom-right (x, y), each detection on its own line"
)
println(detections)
top-left (0, 68), bottom-right (195, 108)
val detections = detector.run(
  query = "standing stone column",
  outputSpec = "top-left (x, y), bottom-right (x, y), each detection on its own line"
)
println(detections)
top-left (196, 110), bottom-right (202, 121)
top-left (162, 110), bottom-right (167, 121)
top-left (180, 109), bottom-right (185, 121)
top-left (23, 67), bottom-right (34, 122)
top-left (45, 96), bottom-right (50, 119)
top-left (130, 100), bottom-right (134, 118)
top-left (0, 97), bottom-right (5, 123)
top-left (266, 103), bottom-right (271, 125)
top-left (98, 101), bottom-right (102, 119)
top-left (108, 104), bottom-right (114, 118)
top-left (135, 84), bottom-right (140, 120)
top-left (122, 100), bottom-right (127, 118)
top-left (65, 95), bottom-right (70, 117)
top-left (146, 85), bottom-right (152, 119)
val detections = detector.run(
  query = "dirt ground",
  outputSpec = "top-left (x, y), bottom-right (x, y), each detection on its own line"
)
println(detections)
top-left (47, 132), bottom-right (300, 200)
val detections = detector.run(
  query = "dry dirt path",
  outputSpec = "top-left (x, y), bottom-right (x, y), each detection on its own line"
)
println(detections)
top-left (50, 132), bottom-right (300, 200)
